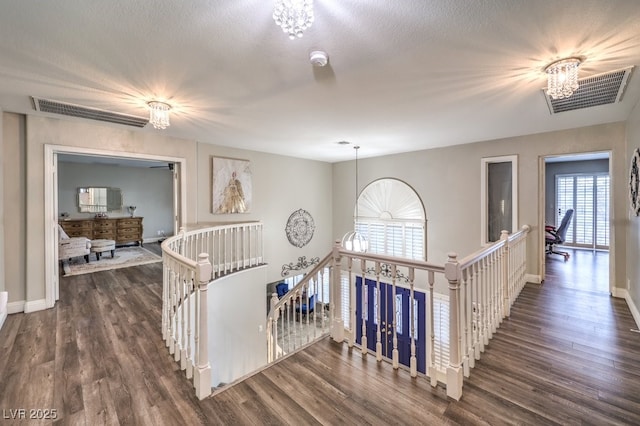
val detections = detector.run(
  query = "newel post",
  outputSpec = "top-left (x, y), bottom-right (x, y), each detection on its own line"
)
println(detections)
top-left (445, 252), bottom-right (463, 400)
top-left (500, 230), bottom-right (511, 318)
top-left (178, 226), bottom-right (186, 257)
top-left (194, 253), bottom-right (212, 400)
top-left (331, 240), bottom-right (345, 343)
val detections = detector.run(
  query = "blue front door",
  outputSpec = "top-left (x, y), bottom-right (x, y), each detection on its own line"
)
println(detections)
top-left (355, 277), bottom-right (426, 373)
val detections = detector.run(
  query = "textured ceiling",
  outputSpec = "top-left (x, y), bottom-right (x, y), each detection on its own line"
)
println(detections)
top-left (1, 1), bottom-right (639, 162)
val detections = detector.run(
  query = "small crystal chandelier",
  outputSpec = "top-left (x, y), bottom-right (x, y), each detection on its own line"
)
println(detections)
top-left (341, 145), bottom-right (368, 252)
top-left (273, 0), bottom-right (314, 40)
top-left (545, 57), bottom-right (582, 100)
top-left (147, 101), bottom-right (171, 129)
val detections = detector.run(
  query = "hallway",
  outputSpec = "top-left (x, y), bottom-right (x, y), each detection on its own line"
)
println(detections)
top-left (0, 248), bottom-right (639, 424)
top-left (545, 247), bottom-right (610, 293)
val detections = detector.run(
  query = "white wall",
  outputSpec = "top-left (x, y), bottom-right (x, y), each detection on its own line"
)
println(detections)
top-left (195, 143), bottom-right (333, 284)
top-left (2, 113), bottom-right (26, 306)
top-left (2, 114), bottom-right (333, 307)
top-left (58, 161), bottom-right (174, 240)
top-left (207, 266), bottom-right (268, 387)
top-left (333, 123), bottom-right (627, 289)
top-left (626, 99), bottom-right (640, 322)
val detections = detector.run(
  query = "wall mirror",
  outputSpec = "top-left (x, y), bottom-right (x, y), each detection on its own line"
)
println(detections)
top-left (77, 187), bottom-right (122, 213)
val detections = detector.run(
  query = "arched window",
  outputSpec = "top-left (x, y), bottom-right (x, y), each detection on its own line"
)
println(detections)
top-left (354, 178), bottom-right (426, 260)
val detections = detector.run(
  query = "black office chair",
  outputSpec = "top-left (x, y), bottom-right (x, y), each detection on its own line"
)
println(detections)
top-left (545, 209), bottom-right (574, 261)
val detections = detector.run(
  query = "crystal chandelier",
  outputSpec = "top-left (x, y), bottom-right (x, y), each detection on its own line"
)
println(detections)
top-left (148, 101), bottom-right (171, 129)
top-left (341, 145), bottom-right (369, 252)
top-left (545, 58), bottom-right (581, 100)
top-left (273, 0), bottom-right (314, 40)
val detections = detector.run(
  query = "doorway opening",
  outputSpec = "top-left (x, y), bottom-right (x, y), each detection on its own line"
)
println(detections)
top-left (542, 151), bottom-right (611, 294)
top-left (44, 144), bottom-right (187, 308)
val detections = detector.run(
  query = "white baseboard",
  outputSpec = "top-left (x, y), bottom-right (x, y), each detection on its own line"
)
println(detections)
top-left (615, 288), bottom-right (640, 330)
top-left (8, 300), bottom-right (25, 314)
top-left (525, 274), bottom-right (542, 284)
top-left (143, 237), bottom-right (164, 244)
top-left (24, 299), bottom-right (47, 313)
top-left (0, 291), bottom-right (7, 330)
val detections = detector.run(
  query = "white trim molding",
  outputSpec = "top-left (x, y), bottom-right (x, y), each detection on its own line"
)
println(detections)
top-left (612, 288), bottom-right (640, 330)
top-left (0, 291), bottom-right (7, 330)
top-left (8, 300), bottom-right (25, 314)
top-left (24, 299), bottom-right (48, 313)
top-left (525, 274), bottom-right (542, 284)
top-left (7, 299), bottom-right (49, 314)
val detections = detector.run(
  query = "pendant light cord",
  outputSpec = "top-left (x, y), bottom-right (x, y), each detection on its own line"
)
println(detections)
top-left (354, 145), bottom-right (360, 221)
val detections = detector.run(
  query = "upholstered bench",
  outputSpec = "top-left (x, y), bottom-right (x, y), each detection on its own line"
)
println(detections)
top-left (90, 239), bottom-right (116, 260)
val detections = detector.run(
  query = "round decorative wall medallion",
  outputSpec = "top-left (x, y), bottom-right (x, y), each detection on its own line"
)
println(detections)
top-left (285, 209), bottom-right (315, 248)
top-left (630, 148), bottom-right (640, 216)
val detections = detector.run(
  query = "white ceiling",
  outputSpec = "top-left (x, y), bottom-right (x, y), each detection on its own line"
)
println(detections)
top-left (1, 1), bottom-right (639, 163)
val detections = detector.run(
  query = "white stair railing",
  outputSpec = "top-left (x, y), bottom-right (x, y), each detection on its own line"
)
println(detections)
top-left (267, 254), bottom-right (333, 362)
top-left (267, 225), bottom-right (530, 401)
top-left (161, 222), bottom-right (264, 400)
top-left (443, 225), bottom-right (530, 399)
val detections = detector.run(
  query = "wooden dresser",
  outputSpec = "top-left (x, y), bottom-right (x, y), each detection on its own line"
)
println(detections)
top-left (59, 217), bottom-right (144, 246)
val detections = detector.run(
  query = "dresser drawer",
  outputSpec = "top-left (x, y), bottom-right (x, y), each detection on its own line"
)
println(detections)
top-left (93, 229), bottom-right (116, 239)
top-left (117, 218), bottom-right (141, 227)
top-left (93, 219), bottom-right (116, 230)
top-left (60, 220), bottom-right (93, 239)
top-left (115, 217), bottom-right (143, 245)
top-left (117, 227), bottom-right (140, 238)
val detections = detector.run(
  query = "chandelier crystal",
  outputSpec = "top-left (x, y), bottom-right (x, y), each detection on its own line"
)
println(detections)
top-left (273, 0), bottom-right (314, 40)
top-left (148, 101), bottom-right (171, 129)
top-left (545, 58), bottom-right (581, 100)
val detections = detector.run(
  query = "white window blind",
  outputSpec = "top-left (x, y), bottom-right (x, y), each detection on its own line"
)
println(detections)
top-left (555, 173), bottom-right (609, 249)
top-left (355, 220), bottom-right (425, 260)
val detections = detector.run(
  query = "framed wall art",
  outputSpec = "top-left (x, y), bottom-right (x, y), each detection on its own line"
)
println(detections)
top-left (211, 156), bottom-right (252, 214)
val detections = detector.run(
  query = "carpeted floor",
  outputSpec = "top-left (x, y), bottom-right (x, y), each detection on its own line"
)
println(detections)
top-left (62, 246), bottom-right (162, 276)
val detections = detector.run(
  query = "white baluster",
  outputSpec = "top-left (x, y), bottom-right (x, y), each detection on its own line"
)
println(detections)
top-left (174, 270), bottom-right (184, 364)
top-left (445, 252), bottom-right (463, 400)
top-left (194, 253), bottom-right (212, 400)
top-left (375, 262), bottom-right (382, 362)
top-left (462, 268), bottom-right (470, 378)
top-left (391, 264), bottom-right (399, 369)
top-left (348, 257), bottom-right (355, 347)
top-left (330, 240), bottom-right (344, 343)
top-left (186, 274), bottom-right (193, 379)
top-left (360, 258), bottom-right (368, 357)
top-left (162, 262), bottom-right (168, 341)
top-left (409, 268), bottom-right (417, 377)
top-left (169, 268), bottom-right (177, 354)
top-left (428, 270), bottom-right (437, 386)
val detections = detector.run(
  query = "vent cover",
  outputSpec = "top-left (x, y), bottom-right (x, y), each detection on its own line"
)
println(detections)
top-left (543, 66), bottom-right (634, 114)
top-left (31, 97), bottom-right (149, 127)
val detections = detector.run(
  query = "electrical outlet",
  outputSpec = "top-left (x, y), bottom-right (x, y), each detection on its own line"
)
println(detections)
top-left (157, 230), bottom-right (164, 236)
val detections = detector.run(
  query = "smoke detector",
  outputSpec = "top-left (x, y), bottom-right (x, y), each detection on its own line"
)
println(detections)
top-left (309, 50), bottom-right (329, 67)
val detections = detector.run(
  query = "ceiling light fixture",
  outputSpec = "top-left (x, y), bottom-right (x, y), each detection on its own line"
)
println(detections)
top-left (545, 57), bottom-right (582, 100)
top-left (341, 145), bottom-right (368, 252)
top-left (273, 0), bottom-right (314, 40)
top-left (147, 101), bottom-right (171, 129)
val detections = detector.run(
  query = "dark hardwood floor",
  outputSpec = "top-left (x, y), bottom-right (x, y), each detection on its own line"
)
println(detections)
top-left (1, 244), bottom-right (639, 425)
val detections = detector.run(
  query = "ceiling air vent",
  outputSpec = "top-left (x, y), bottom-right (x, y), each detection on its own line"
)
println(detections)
top-left (31, 97), bottom-right (149, 128)
top-left (543, 66), bottom-right (634, 114)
